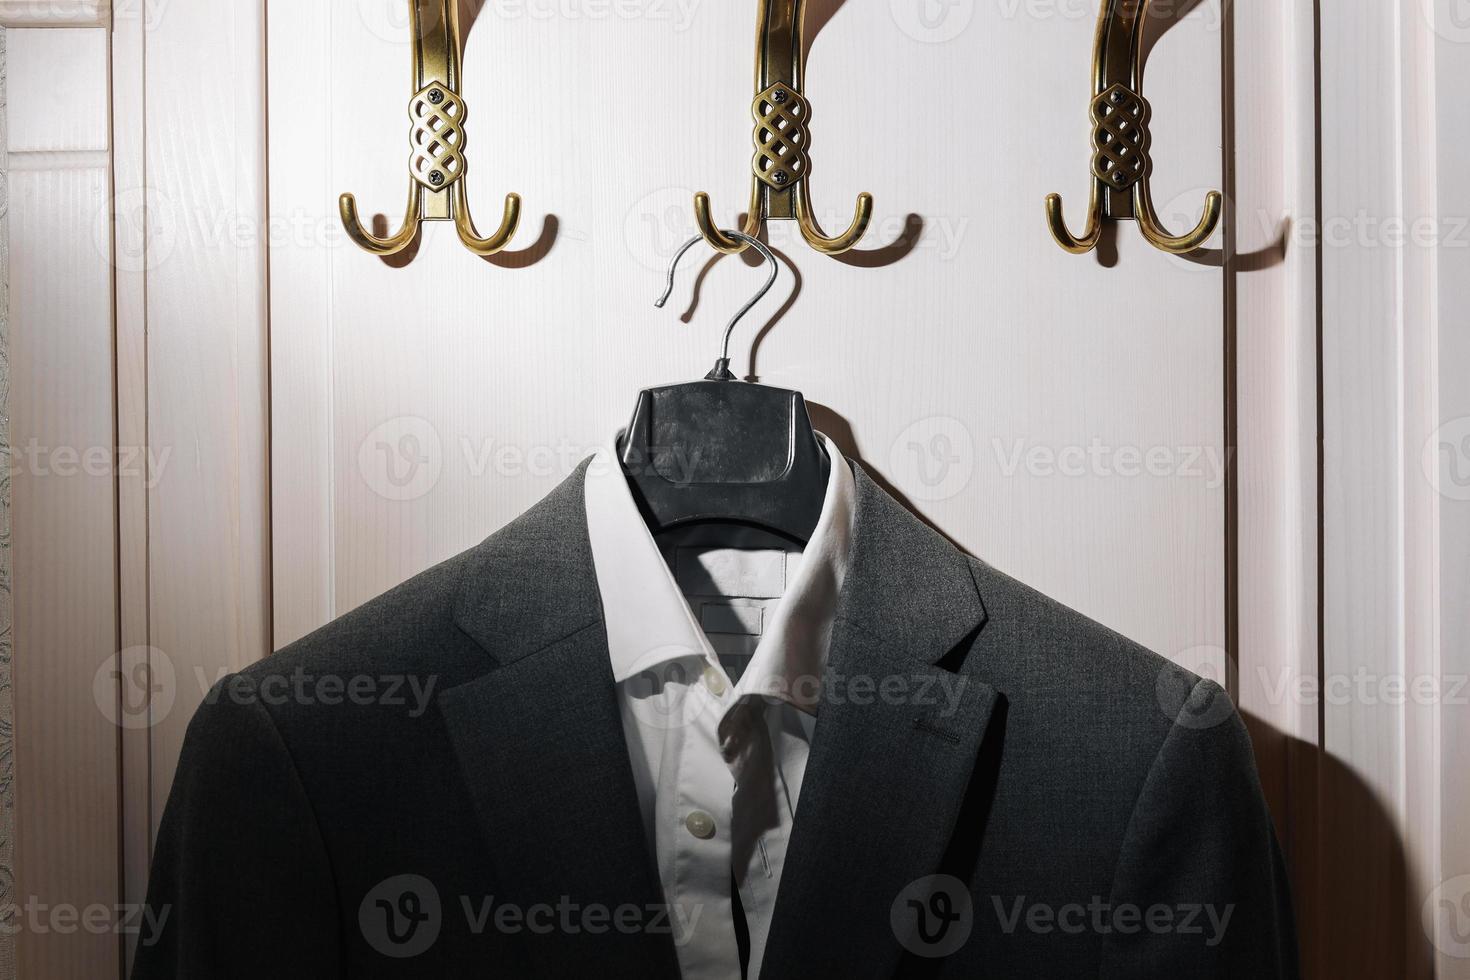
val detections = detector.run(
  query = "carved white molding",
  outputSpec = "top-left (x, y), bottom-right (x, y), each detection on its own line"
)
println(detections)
top-left (0, 0), bottom-right (108, 28)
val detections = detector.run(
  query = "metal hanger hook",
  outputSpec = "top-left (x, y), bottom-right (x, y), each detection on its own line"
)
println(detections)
top-left (654, 231), bottom-right (779, 381)
top-left (1044, 0), bottom-right (1221, 256)
top-left (338, 0), bottom-right (523, 258)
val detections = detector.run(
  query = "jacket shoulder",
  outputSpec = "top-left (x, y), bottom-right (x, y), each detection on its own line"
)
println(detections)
top-left (243, 463), bottom-right (595, 694)
top-left (966, 555), bottom-right (1230, 739)
top-left (243, 544), bottom-right (484, 687)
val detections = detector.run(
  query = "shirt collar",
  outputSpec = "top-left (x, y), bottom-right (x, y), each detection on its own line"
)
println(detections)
top-left (583, 433), bottom-right (855, 711)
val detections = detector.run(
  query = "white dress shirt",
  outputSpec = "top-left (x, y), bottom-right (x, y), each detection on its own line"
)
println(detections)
top-left (583, 434), bottom-right (855, 979)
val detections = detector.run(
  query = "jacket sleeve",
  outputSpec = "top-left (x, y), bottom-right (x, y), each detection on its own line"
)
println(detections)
top-left (1099, 677), bottom-right (1300, 979)
top-left (131, 676), bottom-right (341, 979)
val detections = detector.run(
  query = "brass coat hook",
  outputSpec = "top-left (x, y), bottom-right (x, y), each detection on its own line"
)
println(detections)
top-left (694, 0), bottom-right (873, 256)
top-left (339, 0), bottom-right (521, 257)
top-left (1045, 0), bottom-right (1222, 255)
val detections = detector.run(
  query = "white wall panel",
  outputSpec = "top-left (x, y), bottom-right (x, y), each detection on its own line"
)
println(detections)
top-left (270, 0), bottom-right (1228, 681)
top-left (140, 0), bottom-right (271, 831)
top-left (6, 25), bottom-right (118, 979)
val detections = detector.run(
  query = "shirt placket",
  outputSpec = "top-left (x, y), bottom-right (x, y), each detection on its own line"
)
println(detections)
top-left (721, 696), bottom-right (793, 978)
top-left (666, 656), bottom-right (740, 978)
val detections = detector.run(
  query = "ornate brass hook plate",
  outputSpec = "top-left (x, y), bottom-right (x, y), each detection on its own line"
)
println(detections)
top-left (694, 0), bottom-right (873, 256)
top-left (1045, 0), bottom-right (1222, 255)
top-left (339, 0), bottom-right (521, 256)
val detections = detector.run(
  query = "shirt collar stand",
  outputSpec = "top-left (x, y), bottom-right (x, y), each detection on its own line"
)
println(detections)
top-left (583, 433), bottom-right (855, 710)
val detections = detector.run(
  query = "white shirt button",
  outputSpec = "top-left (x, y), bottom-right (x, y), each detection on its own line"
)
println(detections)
top-left (685, 810), bottom-right (717, 839)
top-left (702, 664), bottom-right (728, 696)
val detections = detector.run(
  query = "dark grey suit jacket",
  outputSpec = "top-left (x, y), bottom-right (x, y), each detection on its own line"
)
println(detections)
top-left (132, 461), bottom-right (1297, 979)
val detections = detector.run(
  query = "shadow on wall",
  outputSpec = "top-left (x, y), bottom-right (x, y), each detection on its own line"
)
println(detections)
top-left (1241, 711), bottom-right (1438, 980)
top-left (809, 403), bottom-right (1436, 980)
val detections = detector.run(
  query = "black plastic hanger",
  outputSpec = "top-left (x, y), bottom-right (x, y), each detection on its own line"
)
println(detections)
top-left (618, 231), bottom-right (831, 544)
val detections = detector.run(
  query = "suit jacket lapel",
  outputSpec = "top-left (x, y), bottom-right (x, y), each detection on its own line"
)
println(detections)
top-left (438, 463), bottom-right (680, 979)
top-left (761, 466), bottom-right (999, 978)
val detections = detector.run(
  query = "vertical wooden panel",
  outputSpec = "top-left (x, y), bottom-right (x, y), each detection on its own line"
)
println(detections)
top-left (1319, 0), bottom-right (1407, 967)
top-left (7, 26), bottom-right (120, 979)
top-left (1228, 2), bottom-right (1470, 977)
top-left (1430, 21), bottom-right (1470, 980)
top-left (265, 0), bottom-right (333, 647)
top-left (1230, 0), bottom-right (1323, 710)
top-left (1320, 0), bottom-right (1402, 966)
top-left (1421, 4), bottom-right (1470, 977)
top-left (0, 27), bottom-right (14, 980)
top-left (1228, 0), bottom-right (1327, 972)
top-left (141, 0), bottom-right (271, 824)
top-left (1318, 1), bottom-right (1461, 977)
top-left (110, 2), bottom-right (151, 972)
top-left (1398, 5), bottom-right (1443, 979)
